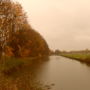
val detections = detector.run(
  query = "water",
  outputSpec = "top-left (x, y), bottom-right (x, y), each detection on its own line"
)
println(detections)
top-left (33, 56), bottom-right (90, 90)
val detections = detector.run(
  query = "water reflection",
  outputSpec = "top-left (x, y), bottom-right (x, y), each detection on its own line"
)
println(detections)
top-left (34, 56), bottom-right (90, 90)
top-left (1, 56), bottom-right (90, 90)
top-left (80, 62), bottom-right (90, 67)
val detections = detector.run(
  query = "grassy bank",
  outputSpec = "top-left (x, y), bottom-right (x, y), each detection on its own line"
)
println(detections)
top-left (0, 57), bottom-right (50, 90)
top-left (61, 53), bottom-right (90, 63)
top-left (0, 57), bottom-right (33, 74)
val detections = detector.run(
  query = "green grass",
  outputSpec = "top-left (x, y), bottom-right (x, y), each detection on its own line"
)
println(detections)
top-left (0, 57), bottom-right (24, 74)
top-left (61, 53), bottom-right (90, 63)
top-left (0, 57), bottom-right (49, 90)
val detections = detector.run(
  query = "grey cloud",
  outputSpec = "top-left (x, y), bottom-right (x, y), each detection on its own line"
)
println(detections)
top-left (18, 0), bottom-right (90, 50)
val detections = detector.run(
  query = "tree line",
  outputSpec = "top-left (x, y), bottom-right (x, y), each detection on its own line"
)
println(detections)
top-left (0, 0), bottom-right (50, 58)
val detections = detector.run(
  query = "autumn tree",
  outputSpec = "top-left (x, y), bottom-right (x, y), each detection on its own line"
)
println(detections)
top-left (0, 0), bottom-right (12, 57)
top-left (0, 0), bottom-right (27, 56)
top-left (0, 0), bottom-right (50, 58)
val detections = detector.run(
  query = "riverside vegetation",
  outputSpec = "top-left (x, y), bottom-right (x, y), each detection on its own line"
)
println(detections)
top-left (0, 0), bottom-right (50, 90)
top-left (0, 57), bottom-right (53, 90)
top-left (54, 49), bottom-right (90, 64)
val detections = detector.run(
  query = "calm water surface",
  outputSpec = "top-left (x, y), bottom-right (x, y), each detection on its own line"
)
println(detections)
top-left (33, 56), bottom-right (90, 90)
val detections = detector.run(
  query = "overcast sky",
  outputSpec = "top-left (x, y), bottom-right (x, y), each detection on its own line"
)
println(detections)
top-left (16, 0), bottom-right (90, 51)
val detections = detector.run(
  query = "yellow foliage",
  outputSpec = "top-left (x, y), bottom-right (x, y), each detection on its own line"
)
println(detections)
top-left (0, 0), bottom-right (50, 58)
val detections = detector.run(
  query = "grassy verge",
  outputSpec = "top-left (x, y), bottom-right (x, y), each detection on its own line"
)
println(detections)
top-left (61, 53), bottom-right (90, 63)
top-left (0, 56), bottom-right (50, 90)
top-left (0, 57), bottom-right (24, 74)
top-left (0, 56), bottom-right (40, 75)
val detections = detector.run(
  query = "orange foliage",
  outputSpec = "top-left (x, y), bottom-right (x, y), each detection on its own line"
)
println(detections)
top-left (0, 0), bottom-right (50, 58)
top-left (5, 46), bottom-right (14, 57)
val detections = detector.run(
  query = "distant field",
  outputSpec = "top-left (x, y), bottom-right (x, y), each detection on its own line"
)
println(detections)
top-left (61, 53), bottom-right (90, 63)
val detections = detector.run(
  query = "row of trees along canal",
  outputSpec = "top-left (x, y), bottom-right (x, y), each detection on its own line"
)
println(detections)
top-left (0, 0), bottom-right (49, 59)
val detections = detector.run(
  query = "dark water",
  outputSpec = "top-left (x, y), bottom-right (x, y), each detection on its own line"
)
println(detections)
top-left (33, 56), bottom-right (90, 90)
